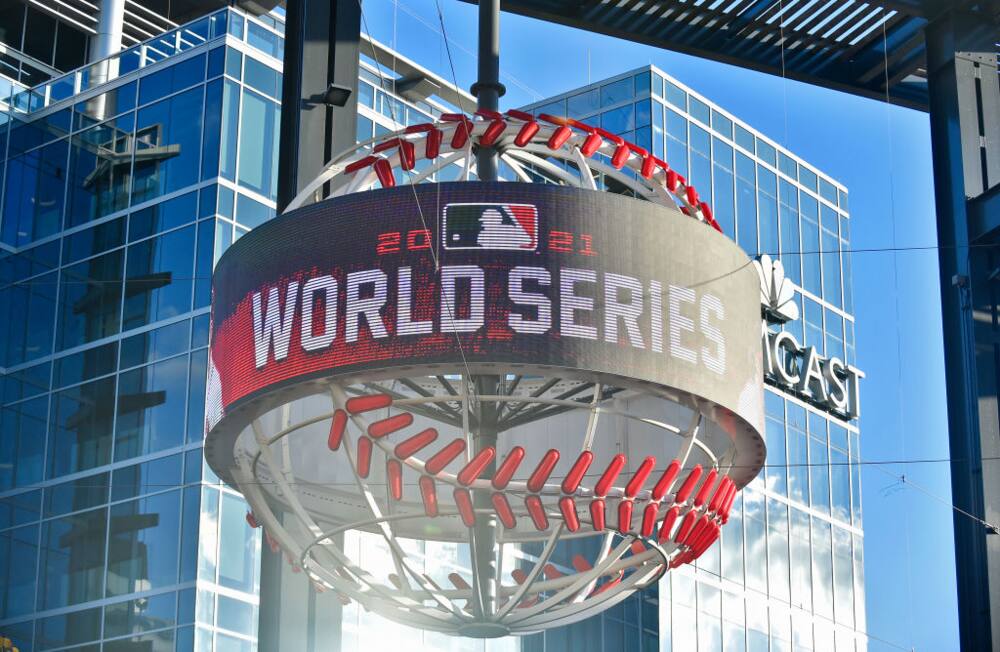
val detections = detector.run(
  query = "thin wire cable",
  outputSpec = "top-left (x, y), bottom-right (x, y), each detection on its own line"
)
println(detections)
top-left (9, 241), bottom-right (1000, 287)
top-left (356, 0), bottom-right (478, 396)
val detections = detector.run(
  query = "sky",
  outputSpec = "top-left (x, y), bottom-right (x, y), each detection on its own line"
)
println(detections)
top-left (361, 1), bottom-right (961, 649)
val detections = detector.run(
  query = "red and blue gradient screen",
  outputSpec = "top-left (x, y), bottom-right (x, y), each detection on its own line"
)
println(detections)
top-left (210, 182), bottom-right (748, 416)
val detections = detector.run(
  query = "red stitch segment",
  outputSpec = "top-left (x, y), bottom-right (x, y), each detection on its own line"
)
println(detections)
top-left (525, 495), bottom-right (548, 530)
top-left (357, 438), bottom-right (373, 478)
top-left (595, 454), bottom-right (627, 497)
top-left (424, 439), bottom-right (466, 475)
top-left (562, 451), bottom-right (594, 494)
top-left (454, 488), bottom-right (476, 527)
top-left (625, 456), bottom-right (656, 497)
top-left (527, 449), bottom-right (560, 493)
top-left (457, 447), bottom-right (496, 486)
top-left (419, 476), bottom-right (438, 517)
top-left (559, 497), bottom-right (580, 532)
top-left (346, 394), bottom-right (392, 414)
top-left (652, 459), bottom-right (682, 501)
top-left (367, 412), bottom-right (413, 438)
top-left (328, 409), bottom-right (348, 451)
top-left (394, 428), bottom-right (438, 459)
top-left (492, 446), bottom-right (526, 490)
top-left (492, 493), bottom-right (517, 529)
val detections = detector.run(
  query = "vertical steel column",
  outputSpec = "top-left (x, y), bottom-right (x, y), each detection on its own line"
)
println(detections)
top-left (471, 0), bottom-right (505, 181)
top-left (276, 0), bottom-right (362, 212)
top-left (92, 0), bottom-right (125, 62)
top-left (261, 2), bottom-right (361, 650)
top-left (926, 9), bottom-right (999, 651)
top-left (469, 0), bottom-right (505, 627)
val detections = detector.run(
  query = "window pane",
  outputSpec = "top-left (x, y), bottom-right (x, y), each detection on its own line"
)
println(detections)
top-left (789, 509), bottom-right (812, 611)
top-left (218, 492), bottom-right (257, 592)
top-left (38, 507), bottom-right (108, 609)
top-left (0, 397), bottom-right (47, 490)
top-left (67, 115), bottom-right (134, 227)
top-left (810, 437), bottom-right (831, 514)
top-left (2, 138), bottom-right (68, 246)
top-left (114, 355), bottom-right (189, 460)
top-left (122, 225), bottom-right (196, 330)
top-left (567, 88), bottom-right (599, 116)
top-left (0, 271), bottom-right (57, 366)
top-left (767, 499), bottom-right (790, 602)
top-left (237, 89), bottom-right (280, 199)
top-left (133, 86), bottom-right (205, 203)
top-left (601, 104), bottom-right (635, 134)
top-left (106, 490), bottom-right (181, 596)
top-left (800, 195), bottom-right (821, 296)
top-left (743, 489), bottom-right (766, 594)
top-left (49, 377), bottom-right (116, 477)
top-left (0, 524), bottom-right (38, 618)
top-left (601, 77), bottom-right (633, 106)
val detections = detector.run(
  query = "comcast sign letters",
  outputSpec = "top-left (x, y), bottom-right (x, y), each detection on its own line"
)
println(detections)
top-left (754, 255), bottom-right (864, 420)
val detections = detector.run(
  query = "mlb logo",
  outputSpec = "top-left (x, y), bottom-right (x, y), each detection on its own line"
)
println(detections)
top-left (443, 203), bottom-right (538, 251)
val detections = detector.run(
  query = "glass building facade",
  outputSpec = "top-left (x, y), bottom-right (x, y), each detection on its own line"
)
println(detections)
top-left (0, 8), bottom-right (287, 651)
top-left (521, 69), bottom-right (865, 652)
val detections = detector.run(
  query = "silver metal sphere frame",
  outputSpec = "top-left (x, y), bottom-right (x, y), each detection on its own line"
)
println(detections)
top-left (210, 112), bottom-right (759, 637)
top-left (231, 372), bottom-right (744, 637)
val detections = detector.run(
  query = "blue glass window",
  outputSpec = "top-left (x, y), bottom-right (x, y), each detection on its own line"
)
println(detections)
top-left (133, 86), bottom-right (205, 203)
top-left (712, 138), bottom-right (735, 238)
top-left (779, 152), bottom-right (797, 179)
top-left (800, 194), bottom-right (821, 297)
top-left (665, 80), bottom-right (686, 110)
top-left (757, 139), bottom-right (777, 166)
top-left (758, 165), bottom-right (778, 256)
top-left (822, 228), bottom-right (842, 308)
top-left (202, 78), bottom-right (224, 180)
top-left (567, 88), bottom-right (600, 116)
top-left (0, 523), bottom-right (39, 618)
top-left (220, 80), bottom-right (240, 181)
top-left (67, 114), bottom-right (134, 228)
top-left (139, 53), bottom-right (205, 106)
top-left (689, 96), bottom-right (710, 126)
top-left (601, 104), bottom-right (635, 134)
top-left (247, 21), bottom-right (282, 59)
top-left (736, 153), bottom-right (756, 255)
top-left (633, 71), bottom-right (651, 96)
top-left (114, 355), bottom-right (189, 460)
top-left (237, 89), bottom-right (280, 199)
top-left (244, 56), bottom-right (280, 99)
top-left (779, 180), bottom-right (801, 285)
top-left (634, 100), bottom-right (652, 129)
top-left (810, 437), bottom-right (831, 514)
top-left (600, 77), bottom-right (633, 107)
top-left (106, 491), bottom-right (181, 595)
top-left (734, 124), bottom-right (754, 153)
top-left (122, 225), bottom-right (196, 330)
top-left (799, 166), bottom-right (818, 192)
top-left (0, 271), bottom-right (57, 366)
top-left (235, 193), bottom-right (274, 229)
top-left (690, 125), bottom-right (711, 201)
top-left (56, 249), bottom-right (123, 350)
top-left (0, 397), bottom-right (46, 491)
top-left (2, 138), bottom-right (68, 246)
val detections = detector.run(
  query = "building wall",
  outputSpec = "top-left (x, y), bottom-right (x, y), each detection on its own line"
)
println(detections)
top-left (522, 68), bottom-right (865, 652)
top-left (0, 9), bottom-right (287, 651)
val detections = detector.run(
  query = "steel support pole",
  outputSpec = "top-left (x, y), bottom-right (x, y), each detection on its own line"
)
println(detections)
top-left (472, 0), bottom-right (504, 181)
top-left (260, 2), bottom-right (361, 650)
top-left (926, 9), bottom-right (1000, 651)
top-left (468, 0), bottom-right (505, 629)
top-left (276, 0), bottom-right (362, 212)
